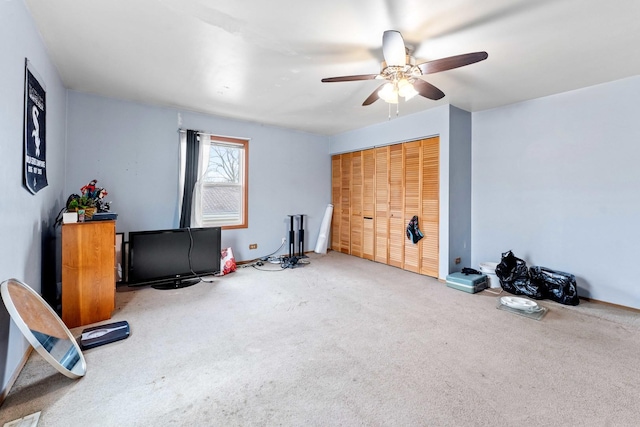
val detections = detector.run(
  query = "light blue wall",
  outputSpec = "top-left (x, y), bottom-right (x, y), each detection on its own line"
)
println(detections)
top-left (330, 104), bottom-right (449, 154)
top-left (0, 0), bottom-right (67, 395)
top-left (65, 92), bottom-right (332, 262)
top-left (330, 104), bottom-right (457, 279)
top-left (448, 106), bottom-right (472, 271)
top-left (472, 76), bottom-right (640, 309)
top-left (65, 93), bottom-right (179, 233)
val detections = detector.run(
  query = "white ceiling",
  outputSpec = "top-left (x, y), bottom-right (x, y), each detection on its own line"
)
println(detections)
top-left (24, 0), bottom-right (640, 135)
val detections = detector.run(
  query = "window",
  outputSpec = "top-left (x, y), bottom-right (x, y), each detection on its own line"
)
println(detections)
top-left (179, 132), bottom-right (248, 229)
top-left (200, 135), bottom-right (248, 229)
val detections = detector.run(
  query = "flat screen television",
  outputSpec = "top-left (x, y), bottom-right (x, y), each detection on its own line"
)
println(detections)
top-left (127, 227), bottom-right (221, 289)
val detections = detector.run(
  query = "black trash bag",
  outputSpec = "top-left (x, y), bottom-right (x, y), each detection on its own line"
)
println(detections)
top-left (530, 266), bottom-right (579, 306)
top-left (495, 250), bottom-right (547, 299)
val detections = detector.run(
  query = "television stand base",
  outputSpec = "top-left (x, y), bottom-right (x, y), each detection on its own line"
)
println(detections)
top-left (151, 277), bottom-right (200, 290)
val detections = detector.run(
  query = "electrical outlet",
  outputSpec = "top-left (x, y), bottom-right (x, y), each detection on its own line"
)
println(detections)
top-left (455, 257), bottom-right (461, 264)
top-left (282, 237), bottom-right (286, 244)
top-left (249, 243), bottom-right (257, 250)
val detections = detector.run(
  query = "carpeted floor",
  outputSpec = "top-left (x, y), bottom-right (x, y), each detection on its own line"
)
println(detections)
top-left (2, 251), bottom-right (640, 426)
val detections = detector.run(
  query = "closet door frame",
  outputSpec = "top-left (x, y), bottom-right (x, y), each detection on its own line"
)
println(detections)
top-left (330, 137), bottom-right (440, 279)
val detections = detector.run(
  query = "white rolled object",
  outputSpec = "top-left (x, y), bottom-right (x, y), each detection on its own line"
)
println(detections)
top-left (314, 204), bottom-right (333, 254)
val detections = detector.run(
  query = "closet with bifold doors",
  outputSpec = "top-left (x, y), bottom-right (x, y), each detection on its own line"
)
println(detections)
top-left (331, 137), bottom-right (439, 278)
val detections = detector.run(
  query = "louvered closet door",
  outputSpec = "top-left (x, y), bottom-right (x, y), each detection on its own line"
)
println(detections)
top-left (331, 155), bottom-right (341, 251)
top-left (403, 141), bottom-right (421, 273)
top-left (350, 152), bottom-right (363, 257)
top-left (332, 138), bottom-right (439, 277)
top-left (374, 147), bottom-right (389, 264)
top-left (340, 153), bottom-right (351, 254)
top-left (388, 143), bottom-right (405, 268)
top-left (362, 149), bottom-right (375, 260)
top-left (420, 137), bottom-right (439, 277)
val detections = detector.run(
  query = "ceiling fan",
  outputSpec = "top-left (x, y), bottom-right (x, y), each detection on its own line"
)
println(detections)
top-left (321, 30), bottom-right (488, 106)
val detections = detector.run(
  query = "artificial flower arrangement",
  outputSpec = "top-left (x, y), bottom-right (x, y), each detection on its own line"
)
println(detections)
top-left (66, 179), bottom-right (111, 219)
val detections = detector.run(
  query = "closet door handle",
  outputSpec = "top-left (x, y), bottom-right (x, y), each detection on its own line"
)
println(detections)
top-left (363, 216), bottom-right (373, 220)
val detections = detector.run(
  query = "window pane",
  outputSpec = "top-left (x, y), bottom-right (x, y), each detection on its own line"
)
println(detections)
top-left (206, 145), bottom-right (242, 184)
top-left (202, 184), bottom-right (242, 223)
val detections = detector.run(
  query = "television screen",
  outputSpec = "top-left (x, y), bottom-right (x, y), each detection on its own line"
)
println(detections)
top-left (128, 227), bottom-right (221, 288)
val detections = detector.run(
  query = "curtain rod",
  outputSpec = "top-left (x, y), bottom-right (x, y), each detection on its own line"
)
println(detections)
top-left (178, 128), bottom-right (250, 142)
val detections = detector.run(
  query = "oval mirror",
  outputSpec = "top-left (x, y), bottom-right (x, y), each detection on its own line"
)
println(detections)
top-left (1, 278), bottom-right (86, 378)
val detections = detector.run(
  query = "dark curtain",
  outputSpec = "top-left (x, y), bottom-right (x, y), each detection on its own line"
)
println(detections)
top-left (179, 130), bottom-right (199, 228)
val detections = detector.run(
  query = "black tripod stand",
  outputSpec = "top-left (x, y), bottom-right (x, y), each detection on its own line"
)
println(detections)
top-left (283, 214), bottom-right (307, 268)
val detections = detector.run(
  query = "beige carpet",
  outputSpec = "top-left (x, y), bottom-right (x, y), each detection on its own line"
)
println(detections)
top-left (2, 251), bottom-right (640, 426)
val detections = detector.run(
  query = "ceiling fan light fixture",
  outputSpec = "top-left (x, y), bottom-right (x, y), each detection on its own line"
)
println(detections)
top-left (378, 83), bottom-right (398, 104)
top-left (397, 79), bottom-right (418, 100)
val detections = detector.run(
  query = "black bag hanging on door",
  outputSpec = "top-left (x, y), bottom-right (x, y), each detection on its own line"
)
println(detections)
top-left (406, 215), bottom-right (424, 244)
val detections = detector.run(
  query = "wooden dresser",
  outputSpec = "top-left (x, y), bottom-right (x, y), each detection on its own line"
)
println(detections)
top-left (61, 220), bottom-right (116, 328)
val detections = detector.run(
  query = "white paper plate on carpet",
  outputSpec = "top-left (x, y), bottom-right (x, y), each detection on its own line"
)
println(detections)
top-left (500, 296), bottom-right (539, 311)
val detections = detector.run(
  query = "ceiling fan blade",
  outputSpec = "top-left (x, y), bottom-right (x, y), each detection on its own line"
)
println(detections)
top-left (382, 30), bottom-right (406, 66)
top-left (413, 79), bottom-right (445, 100)
top-left (362, 84), bottom-right (386, 106)
top-left (321, 74), bottom-right (379, 83)
top-left (417, 51), bottom-right (488, 75)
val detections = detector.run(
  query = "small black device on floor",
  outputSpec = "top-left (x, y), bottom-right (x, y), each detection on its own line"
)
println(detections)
top-left (79, 320), bottom-right (130, 350)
